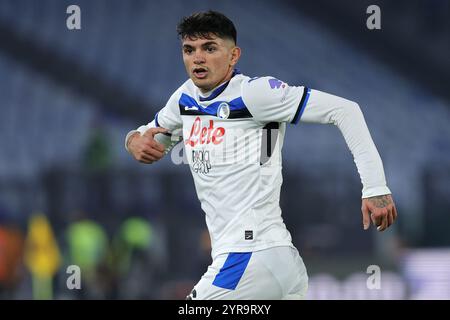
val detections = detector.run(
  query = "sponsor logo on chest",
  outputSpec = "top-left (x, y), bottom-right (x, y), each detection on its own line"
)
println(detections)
top-left (185, 116), bottom-right (225, 147)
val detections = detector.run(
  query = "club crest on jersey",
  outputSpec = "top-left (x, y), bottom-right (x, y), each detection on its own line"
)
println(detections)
top-left (217, 102), bottom-right (230, 119)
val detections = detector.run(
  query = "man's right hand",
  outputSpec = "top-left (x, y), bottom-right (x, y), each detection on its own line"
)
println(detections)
top-left (127, 127), bottom-right (169, 164)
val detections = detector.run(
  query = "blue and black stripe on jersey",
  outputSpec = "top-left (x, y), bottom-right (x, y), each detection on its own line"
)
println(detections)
top-left (179, 93), bottom-right (253, 119)
top-left (260, 122), bottom-right (279, 166)
top-left (291, 87), bottom-right (311, 124)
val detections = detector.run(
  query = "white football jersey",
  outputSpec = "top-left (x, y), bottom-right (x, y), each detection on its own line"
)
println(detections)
top-left (154, 71), bottom-right (310, 259)
top-left (128, 69), bottom-right (391, 259)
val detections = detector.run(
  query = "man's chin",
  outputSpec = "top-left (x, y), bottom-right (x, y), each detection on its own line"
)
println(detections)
top-left (191, 78), bottom-right (212, 91)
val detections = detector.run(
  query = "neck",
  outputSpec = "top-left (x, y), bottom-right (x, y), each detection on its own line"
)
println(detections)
top-left (199, 67), bottom-right (235, 94)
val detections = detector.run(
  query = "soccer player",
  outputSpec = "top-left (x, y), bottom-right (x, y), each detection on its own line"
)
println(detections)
top-left (125, 11), bottom-right (397, 299)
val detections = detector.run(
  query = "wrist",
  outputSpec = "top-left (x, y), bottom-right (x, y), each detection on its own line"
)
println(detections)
top-left (125, 131), bottom-right (140, 152)
top-left (361, 185), bottom-right (391, 199)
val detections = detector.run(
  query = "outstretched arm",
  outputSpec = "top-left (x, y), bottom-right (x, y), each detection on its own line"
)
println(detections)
top-left (300, 90), bottom-right (397, 231)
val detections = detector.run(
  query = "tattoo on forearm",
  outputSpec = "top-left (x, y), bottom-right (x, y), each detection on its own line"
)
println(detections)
top-left (368, 195), bottom-right (392, 208)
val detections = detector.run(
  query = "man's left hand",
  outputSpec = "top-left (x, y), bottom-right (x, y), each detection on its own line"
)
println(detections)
top-left (361, 194), bottom-right (397, 231)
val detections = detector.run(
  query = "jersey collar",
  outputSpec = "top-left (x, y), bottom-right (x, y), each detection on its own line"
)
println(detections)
top-left (198, 69), bottom-right (241, 102)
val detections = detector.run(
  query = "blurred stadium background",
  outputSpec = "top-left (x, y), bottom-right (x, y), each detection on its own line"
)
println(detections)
top-left (0, 0), bottom-right (449, 299)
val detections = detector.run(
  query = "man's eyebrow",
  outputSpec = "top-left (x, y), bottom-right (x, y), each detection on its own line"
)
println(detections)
top-left (183, 41), bottom-right (219, 49)
top-left (202, 41), bottom-right (218, 47)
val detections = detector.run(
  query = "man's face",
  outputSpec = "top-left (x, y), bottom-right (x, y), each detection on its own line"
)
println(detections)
top-left (182, 34), bottom-right (240, 93)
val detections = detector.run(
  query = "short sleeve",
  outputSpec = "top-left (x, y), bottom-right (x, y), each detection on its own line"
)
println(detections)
top-left (241, 76), bottom-right (310, 124)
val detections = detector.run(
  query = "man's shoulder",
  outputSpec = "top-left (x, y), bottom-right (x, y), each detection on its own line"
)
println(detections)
top-left (177, 78), bottom-right (195, 94)
top-left (241, 75), bottom-right (287, 104)
top-left (242, 76), bottom-right (287, 89)
top-left (166, 79), bottom-right (194, 103)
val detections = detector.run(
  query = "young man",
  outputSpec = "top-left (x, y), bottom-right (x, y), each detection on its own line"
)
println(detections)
top-left (125, 11), bottom-right (397, 299)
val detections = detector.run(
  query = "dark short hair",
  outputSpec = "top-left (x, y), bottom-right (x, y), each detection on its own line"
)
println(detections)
top-left (176, 10), bottom-right (237, 44)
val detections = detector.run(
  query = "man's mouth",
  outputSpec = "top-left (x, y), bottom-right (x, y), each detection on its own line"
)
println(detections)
top-left (192, 67), bottom-right (208, 79)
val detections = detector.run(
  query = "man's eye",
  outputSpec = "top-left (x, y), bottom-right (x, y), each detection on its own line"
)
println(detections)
top-left (206, 47), bottom-right (216, 53)
top-left (184, 48), bottom-right (193, 54)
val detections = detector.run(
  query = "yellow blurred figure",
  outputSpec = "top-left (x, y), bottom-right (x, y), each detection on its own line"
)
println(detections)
top-left (24, 213), bottom-right (61, 299)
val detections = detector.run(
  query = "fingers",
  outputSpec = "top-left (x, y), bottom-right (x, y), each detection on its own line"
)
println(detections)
top-left (151, 140), bottom-right (166, 154)
top-left (387, 209), bottom-right (394, 227)
top-left (370, 211), bottom-right (381, 230)
top-left (378, 211), bottom-right (388, 232)
top-left (140, 135), bottom-right (165, 155)
top-left (142, 134), bottom-right (165, 153)
top-left (135, 147), bottom-right (163, 162)
top-left (361, 204), bottom-right (371, 230)
top-left (371, 207), bottom-right (394, 232)
top-left (133, 139), bottom-right (165, 163)
top-left (137, 153), bottom-right (155, 164)
top-left (141, 143), bottom-right (164, 158)
top-left (143, 127), bottom-right (169, 137)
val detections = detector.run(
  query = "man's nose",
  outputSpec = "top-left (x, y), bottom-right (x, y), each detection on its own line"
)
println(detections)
top-left (193, 51), bottom-right (206, 64)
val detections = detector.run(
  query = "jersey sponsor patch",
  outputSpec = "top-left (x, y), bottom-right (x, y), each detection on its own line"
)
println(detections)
top-left (268, 78), bottom-right (286, 89)
top-left (185, 117), bottom-right (225, 147)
